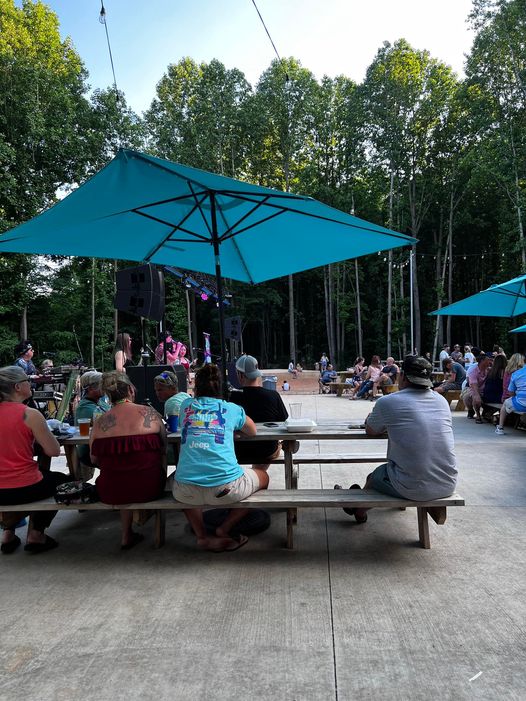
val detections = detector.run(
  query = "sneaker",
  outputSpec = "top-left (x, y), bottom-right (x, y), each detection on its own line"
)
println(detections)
top-left (495, 426), bottom-right (505, 435)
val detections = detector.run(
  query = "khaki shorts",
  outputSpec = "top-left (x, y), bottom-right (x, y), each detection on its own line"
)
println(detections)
top-left (173, 468), bottom-right (261, 506)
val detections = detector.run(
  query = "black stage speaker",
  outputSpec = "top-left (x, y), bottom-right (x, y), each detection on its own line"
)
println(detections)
top-left (127, 364), bottom-right (188, 414)
top-left (114, 264), bottom-right (165, 321)
top-left (227, 360), bottom-right (242, 389)
top-left (225, 316), bottom-right (242, 340)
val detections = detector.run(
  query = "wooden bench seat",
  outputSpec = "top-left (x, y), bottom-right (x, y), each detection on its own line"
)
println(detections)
top-left (1, 489), bottom-right (464, 551)
top-left (326, 382), bottom-right (350, 396)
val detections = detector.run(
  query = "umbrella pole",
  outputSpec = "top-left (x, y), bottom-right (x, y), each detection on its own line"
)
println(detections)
top-left (210, 193), bottom-right (229, 398)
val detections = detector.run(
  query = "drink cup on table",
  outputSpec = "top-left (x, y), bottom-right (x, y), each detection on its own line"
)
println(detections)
top-left (167, 414), bottom-right (179, 433)
top-left (289, 403), bottom-right (302, 419)
top-left (77, 418), bottom-right (91, 437)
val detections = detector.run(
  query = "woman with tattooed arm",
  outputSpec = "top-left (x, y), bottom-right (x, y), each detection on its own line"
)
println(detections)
top-left (89, 371), bottom-right (166, 549)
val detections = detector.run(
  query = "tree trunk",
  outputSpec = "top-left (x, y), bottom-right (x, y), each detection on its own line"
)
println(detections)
top-left (446, 189), bottom-right (454, 347)
top-left (510, 129), bottom-right (526, 268)
top-left (20, 306), bottom-right (27, 340)
top-left (354, 260), bottom-right (363, 358)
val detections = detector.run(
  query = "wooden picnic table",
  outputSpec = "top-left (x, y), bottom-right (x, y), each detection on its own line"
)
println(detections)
top-left (337, 370), bottom-right (355, 382)
top-left (61, 420), bottom-right (386, 489)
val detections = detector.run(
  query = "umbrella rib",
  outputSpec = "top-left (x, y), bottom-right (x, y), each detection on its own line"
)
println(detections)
top-left (188, 182), bottom-right (213, 236)
top-left (216, 195), bottom-right (271, 240)
top-left (220, 209), bottom-right (286, 243)
top-left (215, 191), bottom-right (412, 242)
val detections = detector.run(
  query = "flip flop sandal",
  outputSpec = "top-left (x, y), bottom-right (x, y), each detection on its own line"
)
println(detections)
top-left (218, 534), bottom-right (249, 552)
top-left (121, 532), bottom-right (145, 550)
top-left (1, 535), bottom-right (21, 554)
top-left (24, 535), bottom-right (58, 554)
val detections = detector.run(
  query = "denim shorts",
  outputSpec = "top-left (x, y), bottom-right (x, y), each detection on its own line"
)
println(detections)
top-left (367, 463), bottom-right (404, 498)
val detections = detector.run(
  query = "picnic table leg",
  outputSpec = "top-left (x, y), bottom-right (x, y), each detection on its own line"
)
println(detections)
top-left (154, 510), bottom-right (166, 548)
top-left (282, 441), bottom-right (298, 532)
top-left (417, 507), bottom-right (431, 549)
top-left (63, 444), bottom-right (79, 478)
top-left (286, 509), bottom-right (294, 549)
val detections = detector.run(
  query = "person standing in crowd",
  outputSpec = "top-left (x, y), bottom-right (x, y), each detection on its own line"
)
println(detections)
top-left (0, 366), bottom-right (65, 554)
top-left (464, 345), bottom-right (476, 368)
top-left (439, 345), bottom-right (450, 364)
top-left (336, 356), bottom-right (457, 524)
top-left (114, 332), bottom-right (133, 373)
top-left (89, 371), bottom-right (166, 549)
top-left (230, 355), bottom-right (289, 470)
top-left (450, 345), bottom-right (464, 364)
top-left (320, 353), bottom-right (328, 373)
top-left (173, 364), bottom-right (265, 552)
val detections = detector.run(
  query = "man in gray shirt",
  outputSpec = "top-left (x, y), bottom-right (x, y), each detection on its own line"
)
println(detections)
top-left (340, 355), bottom-right (457, 523)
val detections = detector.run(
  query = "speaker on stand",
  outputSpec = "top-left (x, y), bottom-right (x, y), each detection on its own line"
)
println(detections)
top-left (114, 264), bottom-right (165, 322)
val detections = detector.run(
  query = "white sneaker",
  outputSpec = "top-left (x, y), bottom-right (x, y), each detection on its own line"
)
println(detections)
top-left (495, 426), bottom-right (505, 435)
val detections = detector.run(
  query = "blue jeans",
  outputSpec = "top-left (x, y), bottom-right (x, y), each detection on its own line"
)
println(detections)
top-left (356, 380), bottom-right (373, 398)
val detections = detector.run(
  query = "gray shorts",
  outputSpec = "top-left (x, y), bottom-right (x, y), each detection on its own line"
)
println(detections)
top-left (503, 397), bottom-right (526, 415)
top-left (367, 463), bottom-right (405, 498)
top-left (173, 468), bottom-right (261, 506)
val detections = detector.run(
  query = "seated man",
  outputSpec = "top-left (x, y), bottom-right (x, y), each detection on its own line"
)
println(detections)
top-left (337, 355), bottom-right (457, 523)
top-left (374, 357), bottom-right (399, 394)
top-left (319, 364), bottom-right (337, 392)
top-left (434, 358), bottom-right (466, 396)
top-left (74, 371), bottom-right (110, 478)
top-left (230, 355), bottom-right (289, 469)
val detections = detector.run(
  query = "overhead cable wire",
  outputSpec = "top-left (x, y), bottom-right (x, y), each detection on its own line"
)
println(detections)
top-left (99, 1), bottom-right (119, 98)
top-left (250, 0), bottom-right (289, 81)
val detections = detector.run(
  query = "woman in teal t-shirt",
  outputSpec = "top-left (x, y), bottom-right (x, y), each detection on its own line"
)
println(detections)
top-left (173, 364), bottom-right (266, 552)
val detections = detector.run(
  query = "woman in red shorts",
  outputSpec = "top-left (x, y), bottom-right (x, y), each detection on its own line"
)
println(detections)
top-left (89, 371), bottom-right (166, 549)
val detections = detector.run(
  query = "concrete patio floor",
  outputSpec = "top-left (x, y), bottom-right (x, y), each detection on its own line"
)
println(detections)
top-left (1, 393), bottom-right (525, 700)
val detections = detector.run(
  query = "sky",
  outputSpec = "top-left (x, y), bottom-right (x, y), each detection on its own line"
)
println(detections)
top-left (37, 0), bottom-right (476, 115)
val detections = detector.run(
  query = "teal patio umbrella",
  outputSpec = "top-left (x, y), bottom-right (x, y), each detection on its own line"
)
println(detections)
top-left (0, 149), bottom-right (416, 381)
top-left (509, 324), bottom-right (526, 333)
top-left (430, 273), bottom-right (526, 318)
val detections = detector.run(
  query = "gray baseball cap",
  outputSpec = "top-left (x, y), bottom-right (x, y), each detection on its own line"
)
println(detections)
top-left (235, 355), bottom-right (262, 380)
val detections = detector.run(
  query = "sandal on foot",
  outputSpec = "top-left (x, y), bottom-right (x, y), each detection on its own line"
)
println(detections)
top-left (24, 535), bottom-right (58, 554)
top-left (1, 535), bottom-right (21, 554)
top-left (334, 483), bottom-right (356, 517)
top-left (121, 532), bottom-right (144, 550)
top-left (217, 534), bottom-right (249, 552)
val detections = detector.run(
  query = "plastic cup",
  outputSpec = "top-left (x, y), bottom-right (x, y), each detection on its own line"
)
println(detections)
top-left (77, 418), bottom-right (91, 437)
top-left (289, 403), bottom-right (302, 419)
top-left (167, 414), bottom-right (179, 432)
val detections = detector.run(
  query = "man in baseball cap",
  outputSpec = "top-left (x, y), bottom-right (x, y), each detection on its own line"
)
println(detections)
top-left (75, 370), bottom-right (110, 477)
top-left (231, 355), bottom-right (287, 468)
top-left (337, 354), bottom-right (457, 524)
top-left (235, 354), bottom-right (262, 380)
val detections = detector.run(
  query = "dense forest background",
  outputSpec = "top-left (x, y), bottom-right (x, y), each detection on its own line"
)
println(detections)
top-left (1, 0), bottom-right (525, 370)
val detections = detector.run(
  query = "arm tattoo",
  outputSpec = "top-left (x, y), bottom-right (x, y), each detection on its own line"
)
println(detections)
top-left (139, 406), bottom-right (161, 428)
top-left (98, 413), bottom-right (117, 432)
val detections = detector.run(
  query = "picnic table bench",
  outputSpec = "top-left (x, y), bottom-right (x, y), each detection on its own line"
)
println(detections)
top-left (0, 489), bottom-right (465, 550)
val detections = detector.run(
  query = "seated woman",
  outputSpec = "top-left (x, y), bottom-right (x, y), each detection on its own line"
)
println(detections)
top-left (172, 364), bottom-right (265, 552)
top-left (350, 355), bottom-right (382, 399)
top-left (89, 371), bottom-right (166, 549)
top-left (502, 353), bottom-right (525, 402)
top-left (482, 353), bottom-right (506, 404)
top-left (287, 361), bottom-right (298, 378)
top-left (0, 366), bottom-right (64, 554)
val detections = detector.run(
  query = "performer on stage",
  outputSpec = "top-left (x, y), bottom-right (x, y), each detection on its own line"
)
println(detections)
top-left (114, 332), bottom-right (133, 372)
top-left (13, 341), bottom-right (39, 380)
top-left (154, 332), bottom-right (179, 366)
